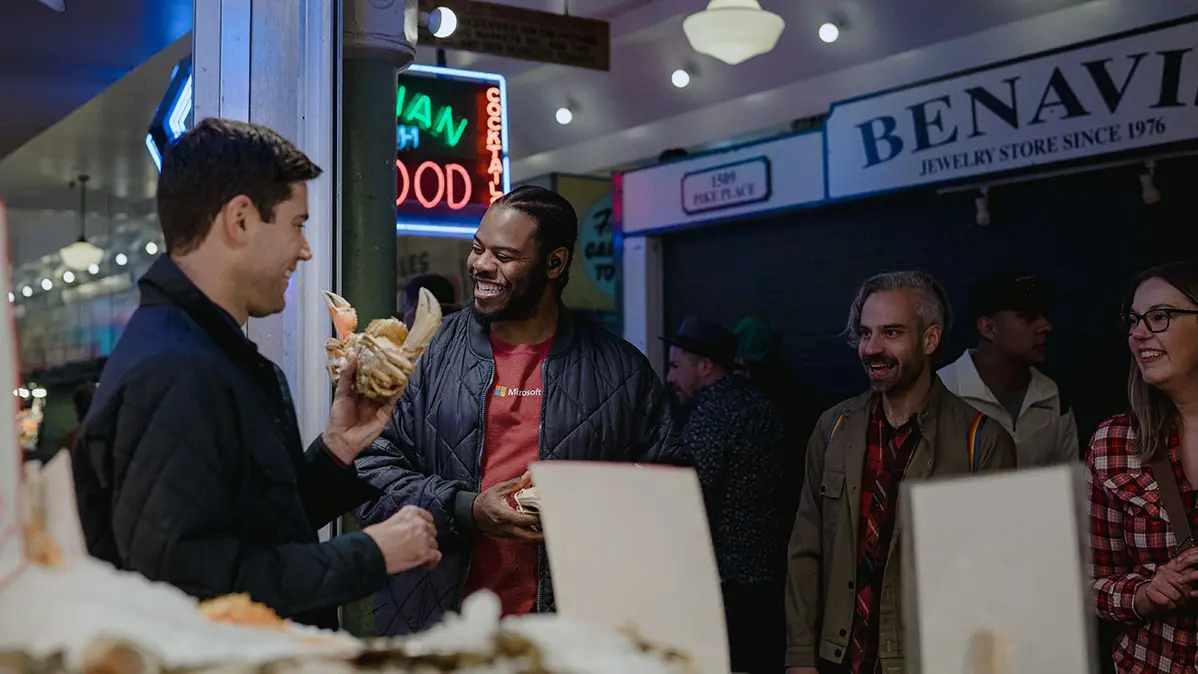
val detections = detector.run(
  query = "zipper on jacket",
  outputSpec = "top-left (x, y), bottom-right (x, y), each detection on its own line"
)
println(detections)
top-left (535, 356), bottom-right (549, 613)
top-left (456, 364), bottom-right (495, 612)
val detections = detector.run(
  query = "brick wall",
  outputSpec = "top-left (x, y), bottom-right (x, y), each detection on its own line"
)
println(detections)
top-left (662, 155), bottom-right (1198, 443)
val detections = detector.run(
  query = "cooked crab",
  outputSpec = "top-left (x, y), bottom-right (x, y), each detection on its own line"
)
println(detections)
top-left (323, 288), bottom-right (442, 402)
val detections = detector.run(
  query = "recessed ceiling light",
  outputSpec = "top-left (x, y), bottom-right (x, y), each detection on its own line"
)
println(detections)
top-left (145, 241), bottom-right (159, 255)
top-left (115, 253), bottom-right (129, 267)
top-left (88, 263), bottom-right (100, 274)
top-left (21, 286), bottom-right (32, 298)
top-left (555, 107), bottom-right (573, 125)
top-left (62, 270), bottom-right (75, 283)
top-left (671, 69), bottom-right (691, 89)
top-left (819, 22), bottom-right (840, 43)
top-left (40, 278), bottom-right (52, 291)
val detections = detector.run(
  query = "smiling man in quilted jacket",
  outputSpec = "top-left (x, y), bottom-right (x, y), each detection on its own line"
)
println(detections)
top-left (355, 185), bottom-right (688, 636)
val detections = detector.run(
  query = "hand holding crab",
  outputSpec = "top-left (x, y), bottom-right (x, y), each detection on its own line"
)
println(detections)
top-left (321, 287), bottom-right (443, 463)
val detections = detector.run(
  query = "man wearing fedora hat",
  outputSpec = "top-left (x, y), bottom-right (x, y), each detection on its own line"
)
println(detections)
top-left (664, 315), bottom-right (787, 674)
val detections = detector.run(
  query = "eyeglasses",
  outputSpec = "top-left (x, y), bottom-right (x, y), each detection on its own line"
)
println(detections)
top-left (1124, 308), bottom-right (1198, 333)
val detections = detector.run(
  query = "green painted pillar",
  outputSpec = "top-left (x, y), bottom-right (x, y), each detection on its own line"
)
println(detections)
top-left (341, 58), bottom-right (399, 321)
top-left (339, 0), bottom-right (416, 638)
top-left (339, 57), bottom-right (397, 640)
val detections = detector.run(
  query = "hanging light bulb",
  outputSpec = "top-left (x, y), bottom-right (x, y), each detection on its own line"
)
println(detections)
top-left (59, 175), bottom-right (106, 271)
top-left (683, 0), bottom-right (785, 66)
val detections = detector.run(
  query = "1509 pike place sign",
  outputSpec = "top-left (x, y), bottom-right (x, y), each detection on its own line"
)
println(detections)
top-left (824, 17), bottom-right (1198, 200)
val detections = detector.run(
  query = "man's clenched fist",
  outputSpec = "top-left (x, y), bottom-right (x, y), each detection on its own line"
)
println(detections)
top-left (364, 505), bottom-right (442, 574)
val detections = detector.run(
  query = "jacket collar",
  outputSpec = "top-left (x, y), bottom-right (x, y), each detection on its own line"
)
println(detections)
top-left (945, 349), bottom-right (1056, 410)
top-left (137, 256), bottom-right (261, 365)
top-left (466, 303), bottom-right (579, 360)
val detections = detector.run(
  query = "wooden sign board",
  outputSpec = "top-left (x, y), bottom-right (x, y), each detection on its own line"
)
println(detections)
top-left (418, 0), bottom-right (610, 71)
top-left (901, 465), bottom-right (1096, 674)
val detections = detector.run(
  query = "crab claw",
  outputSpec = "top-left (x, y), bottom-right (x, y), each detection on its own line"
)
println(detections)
top-left (401, 287), bottom-right (443, 359)
top-left (323, 290), bottom-right (358, 341)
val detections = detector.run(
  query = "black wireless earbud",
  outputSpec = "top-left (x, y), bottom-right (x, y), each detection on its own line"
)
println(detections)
top-left (550, 259), bottom-right (561, 269)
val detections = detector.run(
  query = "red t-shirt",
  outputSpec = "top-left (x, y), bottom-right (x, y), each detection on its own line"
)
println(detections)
top-left (461, 335), bottom-right (551, 616)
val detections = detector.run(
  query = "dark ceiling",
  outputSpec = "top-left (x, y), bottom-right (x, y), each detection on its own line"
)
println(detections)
top-left (0, 0), bottom-right (193, 159)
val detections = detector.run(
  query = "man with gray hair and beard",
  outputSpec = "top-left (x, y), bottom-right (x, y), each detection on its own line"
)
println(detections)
top-left (783, 271), bottom-right (1016, 674)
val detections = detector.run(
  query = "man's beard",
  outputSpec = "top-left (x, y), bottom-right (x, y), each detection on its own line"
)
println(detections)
top-left (471, 261), bottom-right (550, 323)
top-left (863, 351), bottom-right (926, 394)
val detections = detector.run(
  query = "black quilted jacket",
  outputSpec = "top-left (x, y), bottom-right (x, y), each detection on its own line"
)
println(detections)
top-left (355, 307), bottom-right (688, 636)
top-left (73, 257), bottom-right (387, 630)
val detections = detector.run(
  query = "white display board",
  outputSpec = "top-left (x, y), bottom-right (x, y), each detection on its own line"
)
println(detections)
top-left (530, 461), bottom-right (729, 674)
top-left (901, 465), bottom-right (1095, 674)
top-left (0, 199), bottom-right (23, 591)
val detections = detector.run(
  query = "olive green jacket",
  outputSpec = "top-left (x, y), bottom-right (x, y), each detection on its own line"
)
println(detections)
top-left (783, 377), bottom-right (1017, 671)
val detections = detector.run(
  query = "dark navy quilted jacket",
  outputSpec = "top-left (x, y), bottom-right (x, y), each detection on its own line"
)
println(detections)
top-left (355, 307), bottom-right (688, 636)
top-left (73, 258), bottom-right (386, 630)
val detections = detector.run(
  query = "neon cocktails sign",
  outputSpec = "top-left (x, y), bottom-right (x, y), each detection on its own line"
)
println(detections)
top-left (396, 65), bottom-right (509, 238)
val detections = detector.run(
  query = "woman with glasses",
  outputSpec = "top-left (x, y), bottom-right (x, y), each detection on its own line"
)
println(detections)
top-left (1088, 260), bottom-right (1198, 673)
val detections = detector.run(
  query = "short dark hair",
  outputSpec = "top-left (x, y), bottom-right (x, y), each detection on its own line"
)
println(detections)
top-left (157, 118), bottom-right (322, 255)
top-left (403, 274), bottom-right (457, 307)
top-left (494, 185), bottom-right (578, 294)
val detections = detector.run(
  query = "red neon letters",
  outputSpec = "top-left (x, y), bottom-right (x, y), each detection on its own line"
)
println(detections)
top-left (485, 87), bottom-right (504, 203)
top-left (396, 159), bottom-right (472, 210)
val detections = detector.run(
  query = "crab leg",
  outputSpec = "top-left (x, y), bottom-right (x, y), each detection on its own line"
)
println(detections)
top-left (323, 291), bottom-right (358, 342)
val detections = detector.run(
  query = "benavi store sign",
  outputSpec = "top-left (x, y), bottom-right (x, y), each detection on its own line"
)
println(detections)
top-left (824, 17), bottom-right (1198, 200)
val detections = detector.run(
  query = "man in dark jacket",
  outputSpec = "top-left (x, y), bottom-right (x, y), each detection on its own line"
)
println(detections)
top-left (73, 118), bottom-right (441, 631)
top-left (664, 316), bottom-right (787, 674)
top-left (356, 185), bottom-right (687, 636)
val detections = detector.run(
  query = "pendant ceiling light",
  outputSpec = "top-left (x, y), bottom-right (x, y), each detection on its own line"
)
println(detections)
top-left (59, 175), bottom-right (105, 272)
top-left (683, 0), bottom-right (785, 66)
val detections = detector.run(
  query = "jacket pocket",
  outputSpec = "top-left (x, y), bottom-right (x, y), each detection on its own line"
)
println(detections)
top-left (820, 470), bottom-right (846, 546)
top-left (1104, 470), bottom-right (1164, 520)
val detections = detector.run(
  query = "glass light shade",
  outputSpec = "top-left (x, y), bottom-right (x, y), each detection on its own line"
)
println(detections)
top-left (683, 0), bottom-right (785, 66)
top-left (59, 238), bottom-right (105, 271)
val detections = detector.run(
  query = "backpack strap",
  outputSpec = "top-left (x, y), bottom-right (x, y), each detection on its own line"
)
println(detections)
top-left (826, 412), bottom-right (846, 449)
top-left (828, 409), bottom-right (987, 473)
top-left (967, 412), bottom-right (985, 473)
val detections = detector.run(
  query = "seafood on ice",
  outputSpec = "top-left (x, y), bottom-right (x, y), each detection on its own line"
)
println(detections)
top-left (197, 594), bottom-right (286, 630)
top-left (323, 288), bottom-right (442, 402)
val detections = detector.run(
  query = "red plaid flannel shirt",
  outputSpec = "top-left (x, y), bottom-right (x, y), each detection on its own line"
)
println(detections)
top-left (1087, 414), bottom-right (1197, 674)
top-left (846, 398), bottom-right (918, 674)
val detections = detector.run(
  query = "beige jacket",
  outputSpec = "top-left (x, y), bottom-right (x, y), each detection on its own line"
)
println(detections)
top-left (783, 377), bottom-right (1016, 671)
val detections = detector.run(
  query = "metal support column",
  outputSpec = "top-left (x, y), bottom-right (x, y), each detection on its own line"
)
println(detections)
top-left (340, 57), bottom-right (400, 320)
top-left (340, 0), bottom-right (416, 320)
top-left (339, 0), bottom-right (417, 638)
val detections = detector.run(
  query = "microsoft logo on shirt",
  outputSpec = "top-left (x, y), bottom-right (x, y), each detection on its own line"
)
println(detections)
top-left (494, 386), bottom-right (542, 397)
